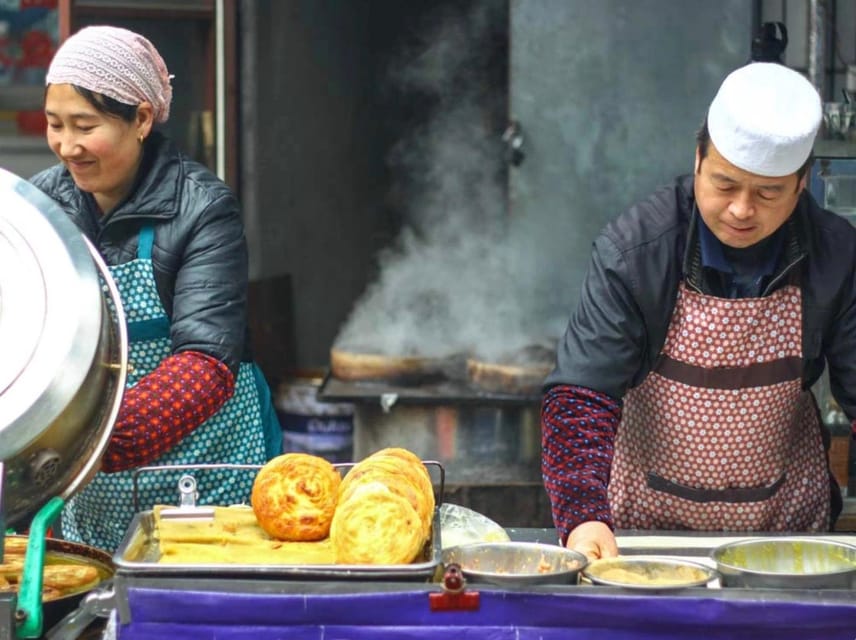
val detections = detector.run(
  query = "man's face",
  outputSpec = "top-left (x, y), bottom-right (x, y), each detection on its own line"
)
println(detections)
top-left (694, 143), bottom-right (805, 248)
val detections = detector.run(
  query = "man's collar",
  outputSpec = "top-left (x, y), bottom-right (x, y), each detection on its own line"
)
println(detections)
top-left (697, 215), bottom-right (783, 277)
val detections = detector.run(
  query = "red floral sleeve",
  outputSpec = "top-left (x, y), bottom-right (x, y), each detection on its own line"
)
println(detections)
top-left (101, 351), bottom-right (235, 473)
top-left (541, 384), bottom-right (622, 543)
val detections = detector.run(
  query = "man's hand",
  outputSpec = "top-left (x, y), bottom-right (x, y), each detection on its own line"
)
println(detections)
top-left (565, 521), bottom-right (618, 560)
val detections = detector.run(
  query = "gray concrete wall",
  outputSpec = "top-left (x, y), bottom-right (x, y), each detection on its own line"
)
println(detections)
top-left (508, 0), bottom-right (753, 333)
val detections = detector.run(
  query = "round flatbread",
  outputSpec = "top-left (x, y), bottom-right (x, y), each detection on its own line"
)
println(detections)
top-left (339, 466), bottom-right (431, 540)
top-left (371, 448), bottom-right (435, 506)
top-left (339, 449), bottom-right (435, 538)
top-left (330, 481), bottom-right (424, 565)
top-left (466, 345), bottom-right (555, 394)
top-left (251, 453), bottom-right (341, 541)
top-left (330, 347), bottom-right (440, 382)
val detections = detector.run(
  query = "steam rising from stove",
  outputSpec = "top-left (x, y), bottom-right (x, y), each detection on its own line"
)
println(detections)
top-left (335, 1), bottom-right (569, 362)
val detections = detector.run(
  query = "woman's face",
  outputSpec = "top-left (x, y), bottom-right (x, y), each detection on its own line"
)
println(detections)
top-left (694, 142), bottom-right (805, 248)
top-left (45, 83), bottom-right (151, 213)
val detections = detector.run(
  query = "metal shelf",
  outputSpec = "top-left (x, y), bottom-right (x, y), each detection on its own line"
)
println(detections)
top-left (814, 138), bottom-right (856, 159)
top-left (319, 373), bottom-right (542, 406)
top-left (72, 0), bottom-right (213, 11)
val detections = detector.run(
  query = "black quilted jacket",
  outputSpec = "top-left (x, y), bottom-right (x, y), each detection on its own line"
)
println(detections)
top-left (30, 131), bottom-right (250, 376)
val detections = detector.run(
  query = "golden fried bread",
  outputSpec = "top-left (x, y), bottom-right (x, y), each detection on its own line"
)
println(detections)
top-left (42, 586), bottom-right (64, 602)
top-left (330, 481), bottom-right (424, 565)
top-left (154, 505), bottom-right (336, 564)
top-left (154, 504), bottom-right (270, 545)
top-left (2, 537), bottom-right (29, 555)
top-left (42, 564), bottom-right (99, 590)
top-left (372, 447), bottom-right (423, 467)
top-left (466, 345), bottom-right (555, 394)
top-left (339, 466), bottom-right (431, 540)
top-left (251, 453), bottom-right (342, 541)
top-left (350, 452), bottom-right (434, 516)
top-left (338, 448), bottom-right (435, 541)
top-left (369, 449), bottom-right (435, 507)
top-left (0, 537), bottom-right (105, 602)
top-left (158, 538), bottom-right (336, 565)
top-left (330, 347), bottom-right (446, 382)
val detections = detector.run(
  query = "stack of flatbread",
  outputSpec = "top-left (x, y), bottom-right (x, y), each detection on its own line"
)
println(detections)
top-left (331, 447), bottom-right (435, 564)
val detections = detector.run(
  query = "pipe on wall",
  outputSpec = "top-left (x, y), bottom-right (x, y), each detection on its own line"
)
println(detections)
top-left (808, 0), bottom-right (827, 97)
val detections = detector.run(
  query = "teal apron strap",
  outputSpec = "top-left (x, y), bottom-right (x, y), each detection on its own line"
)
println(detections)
top-left (137, 225), bottom-right (155, 259)
top-left (251, 363), bottom-right (282, 459)
top-left (127, 225), bottom-right (171, 342)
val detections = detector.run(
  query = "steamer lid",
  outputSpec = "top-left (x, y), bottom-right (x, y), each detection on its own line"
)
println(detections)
top-left (0, 167), bottom-right (103, 460)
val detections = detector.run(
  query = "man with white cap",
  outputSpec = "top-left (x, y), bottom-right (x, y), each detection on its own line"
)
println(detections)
top-left (542, 62), bottom-right (856, 559)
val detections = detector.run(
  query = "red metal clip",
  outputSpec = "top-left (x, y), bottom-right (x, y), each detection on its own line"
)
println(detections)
top-left (429, 563), bottom-right (480, 612)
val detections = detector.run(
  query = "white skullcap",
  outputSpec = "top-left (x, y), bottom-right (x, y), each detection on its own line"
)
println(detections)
top-left (707, 62), bottom-right (821, 177)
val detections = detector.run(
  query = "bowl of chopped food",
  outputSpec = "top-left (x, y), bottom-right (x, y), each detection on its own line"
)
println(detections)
top-left (583, 555), bottom-right (718, 590)
top-left (441, 541), bottom-right (587, 586)
top-left (711, 537), bottom-right (856, 589)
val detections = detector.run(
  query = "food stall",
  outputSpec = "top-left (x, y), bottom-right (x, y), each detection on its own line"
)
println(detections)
top-left (88, 460), bottom-right (856, 639)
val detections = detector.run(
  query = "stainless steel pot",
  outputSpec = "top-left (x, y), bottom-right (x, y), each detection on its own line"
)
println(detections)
top-left (0, 167), bottom-right (127, 527)
top-left (711, 536), bottom-right (856, 589)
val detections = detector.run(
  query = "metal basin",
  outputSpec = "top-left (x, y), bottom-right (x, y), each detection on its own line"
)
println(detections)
top-left (583, 555), bottom-right (718, 590)
top-left (711, 537), bottom-right (856, 589)
top-left (441, 541), bottom-right (587, 586)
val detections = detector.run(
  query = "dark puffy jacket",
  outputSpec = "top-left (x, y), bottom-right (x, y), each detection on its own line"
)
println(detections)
top-left (30, 132), bottom-right (250, 376)
top-left (546, 173), bottom-right (856, 421)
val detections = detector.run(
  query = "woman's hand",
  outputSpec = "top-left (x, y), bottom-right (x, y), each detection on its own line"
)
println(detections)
top-left (566, 521), bottom-right (618, 560)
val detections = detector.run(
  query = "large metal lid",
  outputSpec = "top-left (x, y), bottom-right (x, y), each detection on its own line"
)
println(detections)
top-left (0, 168), bottom-right (106, 461)
top-left (0, 168), bottom-right (128, 528)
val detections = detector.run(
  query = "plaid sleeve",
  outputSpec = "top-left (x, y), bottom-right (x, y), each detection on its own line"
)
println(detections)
top-left (541, 384), bottom-right (621, 543)
top-left (101, 350), bottom-right (235, 473)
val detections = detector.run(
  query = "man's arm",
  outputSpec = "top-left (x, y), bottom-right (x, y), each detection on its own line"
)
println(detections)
top-left (541, 384), bottom-right (621, 543)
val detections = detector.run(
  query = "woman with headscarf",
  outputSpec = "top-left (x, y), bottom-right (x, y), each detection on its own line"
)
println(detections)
top-left (29, 26), bottom-right (282, 551)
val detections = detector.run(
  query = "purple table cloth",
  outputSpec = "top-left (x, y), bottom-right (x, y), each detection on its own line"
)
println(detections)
top-left (116, 587), bottom-right (856, 640)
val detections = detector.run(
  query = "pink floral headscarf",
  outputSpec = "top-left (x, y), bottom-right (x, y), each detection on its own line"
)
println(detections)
top-left (46, 25), bottom-right (173, 123)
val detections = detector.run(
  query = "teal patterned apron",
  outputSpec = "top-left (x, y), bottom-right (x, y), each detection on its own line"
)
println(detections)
top-left (61, 226), bottom-right (281, 551)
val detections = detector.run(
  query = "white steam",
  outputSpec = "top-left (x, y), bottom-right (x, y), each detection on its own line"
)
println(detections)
top-left (335, 1), bottom-right (563, 363)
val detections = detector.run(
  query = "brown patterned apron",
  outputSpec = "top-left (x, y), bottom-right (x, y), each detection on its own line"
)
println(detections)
top-left (609, 282), bottom-right (830, 531)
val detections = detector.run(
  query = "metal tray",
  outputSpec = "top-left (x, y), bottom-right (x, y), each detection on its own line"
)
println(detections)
top-left (319, 372), bottom-right (542, 405)
top-left (111, 461), bottom-right (445, 583)
top-left (113, 508), bottom-right (443, 582)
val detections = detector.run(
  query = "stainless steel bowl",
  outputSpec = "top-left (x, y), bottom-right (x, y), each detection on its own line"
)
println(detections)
top-left (442, 541), bottom-right (587, 586)
top-left (583, 555), bottom-right (718, 590)
top-left (711, 537), bottom-right (856, 589)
